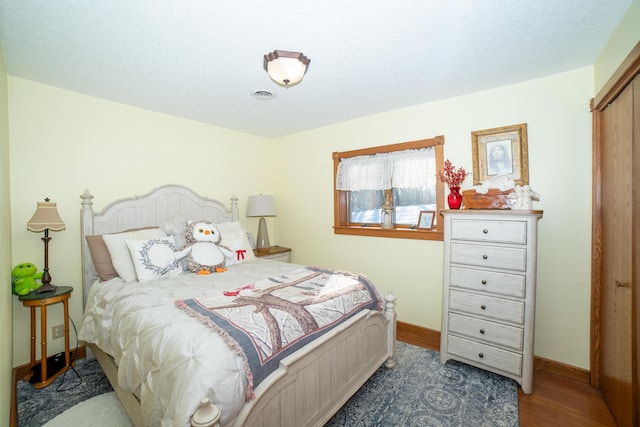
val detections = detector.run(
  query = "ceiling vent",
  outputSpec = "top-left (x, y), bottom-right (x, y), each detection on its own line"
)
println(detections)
top-left (251, 89), bottom-right (277, 100)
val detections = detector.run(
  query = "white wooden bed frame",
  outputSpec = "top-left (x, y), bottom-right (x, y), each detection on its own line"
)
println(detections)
top-left (80, 185), bottom-right (396, 427)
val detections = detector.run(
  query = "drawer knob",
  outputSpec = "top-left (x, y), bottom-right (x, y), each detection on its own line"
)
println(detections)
top-left (481, 280), bottom-right (487, 285)
top-left (479, 329), bottom-right (485, 334)
top-left (478, 353), bottom-right (484, 358)
top-left (481, 304), bottom-right (486, 310)
top-left (483, 229), bottom-right (488, 234)
top-left (482, 255), bottom-right (488, 260)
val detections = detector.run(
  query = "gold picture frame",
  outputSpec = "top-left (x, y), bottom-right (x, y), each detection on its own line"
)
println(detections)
top-left (471, 123), bottom-right (529, 185)
top-left (417, 210), bottom-right (435, 230)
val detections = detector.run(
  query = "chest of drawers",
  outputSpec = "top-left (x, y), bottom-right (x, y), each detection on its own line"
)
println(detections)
top-left (440, 210), bottom-right (542, 394)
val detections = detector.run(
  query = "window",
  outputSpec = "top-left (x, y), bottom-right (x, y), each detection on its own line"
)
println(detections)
top-left (333, 136), bottom-right (445, 240)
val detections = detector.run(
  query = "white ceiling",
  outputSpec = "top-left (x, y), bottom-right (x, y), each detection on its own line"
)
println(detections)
top-left (0, 1), bottom-right (631, 138)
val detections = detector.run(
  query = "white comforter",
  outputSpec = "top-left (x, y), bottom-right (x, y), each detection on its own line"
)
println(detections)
top-left (78, 258), bottom-right (303, 427)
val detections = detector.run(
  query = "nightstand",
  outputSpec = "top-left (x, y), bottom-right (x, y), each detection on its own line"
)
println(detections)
top-left (19, 285), bottom-right (74, 388)
top-left (254, 246), bottom-right (292, 263)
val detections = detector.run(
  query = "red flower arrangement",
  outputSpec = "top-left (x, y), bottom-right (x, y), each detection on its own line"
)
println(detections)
top-left (437, 159), bottom-right (468, 188)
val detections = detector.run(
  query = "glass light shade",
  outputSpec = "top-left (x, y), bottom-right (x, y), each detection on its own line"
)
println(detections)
top-left (263, 50), bottom-right (310, 88)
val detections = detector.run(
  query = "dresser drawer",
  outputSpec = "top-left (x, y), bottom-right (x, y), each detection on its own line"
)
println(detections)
top-left (449, 290), bottom-right (524, 324)
top-left (450, 243), bottom-right (527, 271)
top-left (450, 267), bottom-right (525, 298)
top-left (448, 312), bottom-right (524, 351)
top-left (450, 219), bottom-right (527, 244)
top-left (447, 335), bottom-right (522, 376)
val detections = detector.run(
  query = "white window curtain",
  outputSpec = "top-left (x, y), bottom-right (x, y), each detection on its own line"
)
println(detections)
top-left (336, 147), bottom-right (435, 191)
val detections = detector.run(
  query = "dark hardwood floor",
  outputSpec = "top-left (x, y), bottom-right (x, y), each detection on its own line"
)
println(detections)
top-left (397, 322), bottom-right (618, 426)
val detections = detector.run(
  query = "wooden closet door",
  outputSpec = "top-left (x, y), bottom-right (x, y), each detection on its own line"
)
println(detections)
top-left (600, 77), bottom-right (634, 427)
top-left (635, 74), bottom-right (640, 425)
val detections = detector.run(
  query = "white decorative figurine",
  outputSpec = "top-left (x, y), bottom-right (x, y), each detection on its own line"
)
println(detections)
top-left (512, 185), bottom-right (540, 210)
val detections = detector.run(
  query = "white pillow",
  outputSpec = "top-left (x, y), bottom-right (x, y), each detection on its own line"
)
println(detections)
top-left (125, 237), bottom-right (183, 282)
top-left (216, 222), bottom-right (255, 265)
top-left (102, 228), bottom-right (167, 282)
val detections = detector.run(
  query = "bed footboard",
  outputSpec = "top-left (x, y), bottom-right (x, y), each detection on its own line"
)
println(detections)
top-left (88, 293), bottom-right (396, 427)
top-left (232, 292), bottom-right (396, 427)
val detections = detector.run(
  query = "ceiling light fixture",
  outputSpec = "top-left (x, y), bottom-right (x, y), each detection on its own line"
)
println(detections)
top-left (263, 50), bottom-right (310, 88)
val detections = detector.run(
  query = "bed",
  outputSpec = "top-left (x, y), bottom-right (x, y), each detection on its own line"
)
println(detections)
top-left (78, 184), bottom-right (396, 427)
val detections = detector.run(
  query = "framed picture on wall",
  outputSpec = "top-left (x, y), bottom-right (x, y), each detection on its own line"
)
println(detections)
top-left (417, 211), bottom-right (435, 230)
top-left (471, 123), bottom-right (529, 185)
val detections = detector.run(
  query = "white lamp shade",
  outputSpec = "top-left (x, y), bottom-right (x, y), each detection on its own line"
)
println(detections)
top-left (246, 195), bottom-right (276, 217)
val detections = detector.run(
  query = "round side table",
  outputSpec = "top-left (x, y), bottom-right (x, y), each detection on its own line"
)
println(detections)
top-left (19, 285), bottom-right (74, 388)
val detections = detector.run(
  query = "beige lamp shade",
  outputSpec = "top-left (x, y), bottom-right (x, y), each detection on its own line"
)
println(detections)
top-left (27, 201), bottom-right (65, 232)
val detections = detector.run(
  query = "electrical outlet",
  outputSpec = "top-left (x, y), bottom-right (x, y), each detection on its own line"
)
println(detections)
top-left (52, 324), bottom-right (64, 340)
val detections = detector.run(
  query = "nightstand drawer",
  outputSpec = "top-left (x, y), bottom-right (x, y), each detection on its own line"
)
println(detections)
top-left (254, 246), bottom-right (291, 263)
top-left (450, 219), bottom-right (527, 244)
top-left (450, 267), bottom-right (525, 298)
top-left (449, 290), bottom-right (524, 324)
top-left (261, 252), bottom-right (290, 262)
top-left (450, 243), bottom-right (527, 271)
top-left (448, 312), bottom-right (523, 351)
top-left (447, 335), bottom-right (522, 376)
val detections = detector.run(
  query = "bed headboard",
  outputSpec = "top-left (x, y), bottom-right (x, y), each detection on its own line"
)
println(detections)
top-left (80, 184), bottom-right (239, 307)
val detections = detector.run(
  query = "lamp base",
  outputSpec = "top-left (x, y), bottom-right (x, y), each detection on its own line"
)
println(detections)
top-left (37, 283), bottom-right (57, 293)
top-left (256, 217), bottom-right (271, 251)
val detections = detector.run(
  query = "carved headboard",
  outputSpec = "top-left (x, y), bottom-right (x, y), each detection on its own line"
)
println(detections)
top-left (80, 185), bottom-right (239, 307)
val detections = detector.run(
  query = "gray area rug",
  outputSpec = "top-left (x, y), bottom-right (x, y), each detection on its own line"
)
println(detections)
top-left (16, 358), bottom-right (113, 427)
top-left (326, 342), bottom-right (519, 426)
top-left (17, 343), bottom-right (518, 426)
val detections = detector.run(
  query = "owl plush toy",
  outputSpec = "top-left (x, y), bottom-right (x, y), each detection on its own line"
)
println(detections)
top-left (180, 220), bottom-right (234, 274)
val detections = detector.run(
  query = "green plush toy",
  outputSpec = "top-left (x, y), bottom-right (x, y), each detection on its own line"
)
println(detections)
top-left (11, 263), bottom-right (43, 296)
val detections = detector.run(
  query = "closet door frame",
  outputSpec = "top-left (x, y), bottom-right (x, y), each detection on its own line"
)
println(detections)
top-left (591, 41), bottom-right (640, 391)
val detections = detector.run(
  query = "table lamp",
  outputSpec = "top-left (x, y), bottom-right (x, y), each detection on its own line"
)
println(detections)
top-left (27, 198), bottom-right (65, 293)
top-left (246, 195), bottom-right (276, 252)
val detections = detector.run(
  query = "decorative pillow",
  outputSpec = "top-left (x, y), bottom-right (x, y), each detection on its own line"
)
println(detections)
top-left (216, 222), bottom-right (256, 265)
top-left (86, 227), bottom-right (159, 282)
top-left (85, 235), bottom-right (119, 281)
top-left (102, 228), bottom-right (167, 282)
top-left (125, 237), bottom-right (183, 282)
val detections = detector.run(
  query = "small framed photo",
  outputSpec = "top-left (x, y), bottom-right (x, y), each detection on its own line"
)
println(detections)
top-left (471, 123), bottom-right (529, 185)
top-left (246, 232), bottom-right (256, 250)
top-left (417, 211), bottom-right (435, 230)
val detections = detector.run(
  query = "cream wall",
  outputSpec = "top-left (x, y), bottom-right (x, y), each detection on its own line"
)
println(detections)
top-left (594, 0), bottom-right (640, 93)
top-left (8, 0), bottom-right (640, 374)
top-left (8, 68), bottom-right (594, 371)
top-left (8, 77), bottom-right (277, 365)
top-left (0, 42), bottom-right (13, 425)
top-left (275, 67), bottom-right (594, 369)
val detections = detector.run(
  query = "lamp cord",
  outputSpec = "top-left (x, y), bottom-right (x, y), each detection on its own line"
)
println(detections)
top-left (54, 316), bottom-right (82, 392)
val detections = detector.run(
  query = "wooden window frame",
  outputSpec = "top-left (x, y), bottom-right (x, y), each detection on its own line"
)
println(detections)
top-left (333, 136), bottom-right (445, 241)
